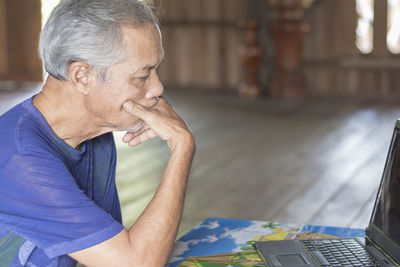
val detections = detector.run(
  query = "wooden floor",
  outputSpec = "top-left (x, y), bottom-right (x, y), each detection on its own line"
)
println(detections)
top-left (2, 87), bottom-right (400, 238)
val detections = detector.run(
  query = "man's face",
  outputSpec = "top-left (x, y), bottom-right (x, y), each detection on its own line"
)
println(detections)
top-left (86, 24), bottom-right (164, 132)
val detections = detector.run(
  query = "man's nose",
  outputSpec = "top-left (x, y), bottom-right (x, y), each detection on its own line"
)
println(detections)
top-left (145, 73), bottom-right (164, 99)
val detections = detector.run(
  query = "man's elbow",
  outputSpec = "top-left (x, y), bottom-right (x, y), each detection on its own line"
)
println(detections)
top-left (122, 241), bottom-right (169, 267)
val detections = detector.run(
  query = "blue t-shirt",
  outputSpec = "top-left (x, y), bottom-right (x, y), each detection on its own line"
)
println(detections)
top-left (0, 97), bottom-right (124, 266)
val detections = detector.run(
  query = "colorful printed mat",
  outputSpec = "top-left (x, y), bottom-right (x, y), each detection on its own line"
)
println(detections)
top-left (167, 217), bottom-right (365, 267)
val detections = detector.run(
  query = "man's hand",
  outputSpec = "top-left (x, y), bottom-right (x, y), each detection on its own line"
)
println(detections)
top-left (122, 97), bottom-right (194, 151)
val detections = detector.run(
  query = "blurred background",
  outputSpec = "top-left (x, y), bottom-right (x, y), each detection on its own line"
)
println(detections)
top-left (1, 0), bottom-right (400, 238)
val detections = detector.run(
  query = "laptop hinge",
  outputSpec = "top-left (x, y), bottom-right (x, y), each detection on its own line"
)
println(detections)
top-left (365, 237), bottom-right (399, 267)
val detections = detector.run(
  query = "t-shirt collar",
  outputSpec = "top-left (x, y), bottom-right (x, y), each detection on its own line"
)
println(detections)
top-left (23, 96), bottom-right (87, 161)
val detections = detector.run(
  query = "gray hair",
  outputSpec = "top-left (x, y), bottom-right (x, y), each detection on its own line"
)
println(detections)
top-left (39, 0), bottom-right (158, 81)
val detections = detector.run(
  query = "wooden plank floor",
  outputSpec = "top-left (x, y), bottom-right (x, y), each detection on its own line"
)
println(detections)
top-left (2, 87), bottom-right (400, 239)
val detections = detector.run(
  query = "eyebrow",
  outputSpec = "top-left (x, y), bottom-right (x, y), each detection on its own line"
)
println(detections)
top-left (141, 65), bottom-right (154, 71)
top-left (141, 58), bottom-right (165, 71)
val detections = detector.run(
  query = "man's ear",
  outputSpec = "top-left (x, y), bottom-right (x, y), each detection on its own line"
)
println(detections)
top-left (68, 62), bottom-right (93, 95)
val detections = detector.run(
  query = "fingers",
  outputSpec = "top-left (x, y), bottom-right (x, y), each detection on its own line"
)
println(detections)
top-left (123, 101), bottom-right (154, 122)
top-left (122, 124), bottom-right (149, 143)
top-left (122, 132), bottom-right (134, 143)
top-left (122, 127), bottom-right (157, 147)
top-left (122, 98), bottom-right (191, 149)
top-left (128, 129), bottom-right (157, 147)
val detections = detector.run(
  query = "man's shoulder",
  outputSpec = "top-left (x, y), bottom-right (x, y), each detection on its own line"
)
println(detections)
top-left (0, 101), bottom-right (26, 150)
top-left (0, 100), bottom-right (25, 130)
top-left (0, 99), bottom-right (52, 159)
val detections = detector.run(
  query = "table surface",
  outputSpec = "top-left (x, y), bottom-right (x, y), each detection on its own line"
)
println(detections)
top-left (167, 217), bottom-right (365, 267)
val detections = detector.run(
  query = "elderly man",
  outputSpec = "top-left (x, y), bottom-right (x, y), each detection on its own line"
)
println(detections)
top-left (0, 0), bottom-right (194, 266)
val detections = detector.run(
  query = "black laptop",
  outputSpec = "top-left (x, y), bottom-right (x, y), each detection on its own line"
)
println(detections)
top-left (254, 120), bottom-right (400, 267)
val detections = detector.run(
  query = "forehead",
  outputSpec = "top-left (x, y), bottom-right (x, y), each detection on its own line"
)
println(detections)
top-left (120, 25), bottom-right (164, 66)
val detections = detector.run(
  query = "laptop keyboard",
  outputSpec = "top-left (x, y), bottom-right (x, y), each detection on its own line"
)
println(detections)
top-left (300, 239), bottom-right (381, 267)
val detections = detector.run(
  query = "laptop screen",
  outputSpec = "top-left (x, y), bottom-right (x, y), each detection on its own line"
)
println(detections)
top-left (368, 123), bottom-right (400, 263)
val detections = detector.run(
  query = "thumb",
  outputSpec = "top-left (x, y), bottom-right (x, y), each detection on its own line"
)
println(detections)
top-left (123, 100), bottom-right (140, 114)
top-left (123, 100), bottom-right (150, 120)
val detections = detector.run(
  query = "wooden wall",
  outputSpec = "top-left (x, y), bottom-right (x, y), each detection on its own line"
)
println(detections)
top-left (303, 0), bottom-right (400, 96)
top-left (0, 0), bottom-right (42, 82)
top-left (157, 0), bottom-right (247, 90)
top-left (0, 0), bottom-right (7, 76)
top-left (302, 0), bottom-right (358, 95)
top-left (157, 0), bottom-right (400, 97)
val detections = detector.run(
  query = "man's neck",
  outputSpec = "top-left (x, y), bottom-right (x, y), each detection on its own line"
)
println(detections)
top-left (33, 77), bottom-right (107, 150)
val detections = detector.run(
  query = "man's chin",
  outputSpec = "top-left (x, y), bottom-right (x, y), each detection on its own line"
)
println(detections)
top-left (114, 121), bottom-right (145, 133)
top-left (127, 121), bottom-right (145, 133)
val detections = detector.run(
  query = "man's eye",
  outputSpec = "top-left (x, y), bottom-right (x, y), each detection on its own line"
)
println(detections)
top-left (133, 76), bottom-right (149, 87)
top-left (139, 76), bottom-right (149, 82)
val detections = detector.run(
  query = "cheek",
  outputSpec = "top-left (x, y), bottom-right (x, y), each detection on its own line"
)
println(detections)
top-left (102, 88), bottom-right (137, 111)
top-left (125, 85), bottom-right (147, 104)
top-left (100, 78), bottom-right (146, 110)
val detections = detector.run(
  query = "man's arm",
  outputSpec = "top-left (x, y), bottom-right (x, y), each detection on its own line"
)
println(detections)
top-left (69, 98), bottom-right (195, 266)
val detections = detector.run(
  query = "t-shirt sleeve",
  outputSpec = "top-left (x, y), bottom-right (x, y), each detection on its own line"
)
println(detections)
top-left (0, 152), bottom-right (124, 259)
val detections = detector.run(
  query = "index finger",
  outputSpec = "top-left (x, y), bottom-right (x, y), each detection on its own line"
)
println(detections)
top-left (123, 100), bottom-right (158, 124)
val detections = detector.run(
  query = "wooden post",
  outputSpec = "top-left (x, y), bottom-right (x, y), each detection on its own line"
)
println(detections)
top-left (0, 0), bottom-right (7, 76)
top-left (237, 19), bottom-right (263, 98)
top-left (0, 0), bottom-right (42, 82)
top-left (267, 0), bottom-right (312, 98)
top-left (372, 0), bottom-right (388, 57)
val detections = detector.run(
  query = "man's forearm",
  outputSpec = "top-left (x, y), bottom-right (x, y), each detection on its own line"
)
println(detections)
top-left (126, 135), bottom-right (195, 265)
